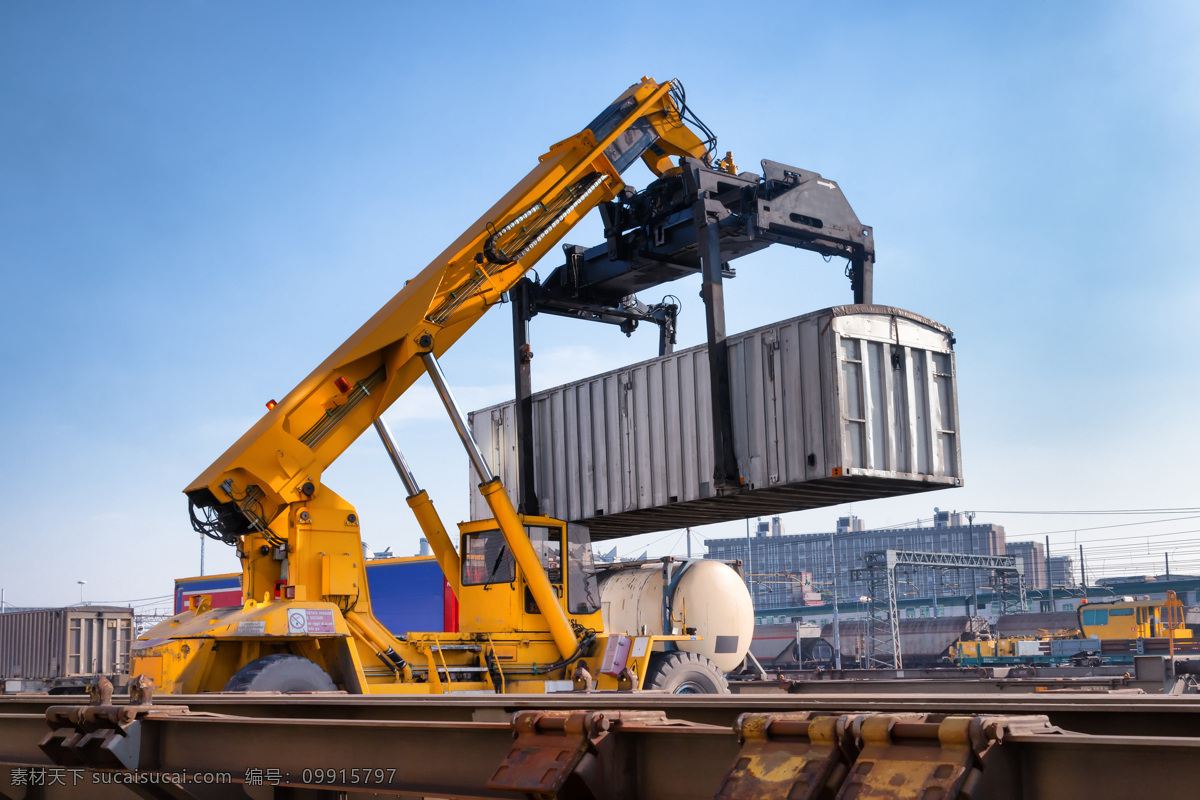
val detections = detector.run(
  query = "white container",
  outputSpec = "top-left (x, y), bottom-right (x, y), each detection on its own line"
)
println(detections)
top-left (1015, 640), bottom-right (1044, 657)
top-left (469, 305), bottom-right (961, 538)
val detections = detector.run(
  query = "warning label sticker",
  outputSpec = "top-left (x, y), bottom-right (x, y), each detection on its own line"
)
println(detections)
top-left (305, 609), bottom-right (336, 633)
top-left (237, 620), bottom-right (266, 635)
top-left (287, 609), bottom-right (337, 635)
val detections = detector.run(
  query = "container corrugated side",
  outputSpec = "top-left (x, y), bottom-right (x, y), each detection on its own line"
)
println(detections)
top-left (822, 617), bottom-right (972, 663)
top-left (469, 305), bottom-right (962, 538)
top-left (0, 606), bottom-right (133, 681)
top-left (0, 609), bottom-right (66, 682)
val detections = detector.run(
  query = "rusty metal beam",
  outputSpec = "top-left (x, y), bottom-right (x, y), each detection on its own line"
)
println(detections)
top-left (10, 691), bottom-right (1200, 737)
top-left (1005, 733), bottom-right (1200, 798)
top-left (10, 703), bottom-right (1200, 800)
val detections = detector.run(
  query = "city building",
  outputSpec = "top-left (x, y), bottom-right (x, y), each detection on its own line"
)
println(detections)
top-left (705, 509), bottom-right (1006, 610)
top-left (1005, 541), bottom-right (1047, 589)
top-left (1049, 555), bottom-right (1076, 588)
top-left (1003, 541), bottom-right (1078, 589)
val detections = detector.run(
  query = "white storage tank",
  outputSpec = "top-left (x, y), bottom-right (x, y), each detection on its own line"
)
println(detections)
top-left (597, 559), bottom-right (753, 673)
top-left (469, 305), bottom-right (962, 538)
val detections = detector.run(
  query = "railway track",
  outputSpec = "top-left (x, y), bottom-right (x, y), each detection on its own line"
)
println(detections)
top-left (4, 689), bottom-right (1200, 798)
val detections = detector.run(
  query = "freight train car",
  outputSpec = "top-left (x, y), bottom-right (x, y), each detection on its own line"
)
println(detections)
top-left (750, 623), bottom-right (836, 669)
top-left (175, 556), bottom-right (458, 634)
top-left (822, 617), bottom-right (983, 667)
top-left (0, 606), bottom-right (133, 693)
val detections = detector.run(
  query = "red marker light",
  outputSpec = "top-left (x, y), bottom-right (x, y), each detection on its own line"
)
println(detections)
top-left (266, 400), bottom-right (277, 410)
top-left (334, 376), bottom-right (351, 394)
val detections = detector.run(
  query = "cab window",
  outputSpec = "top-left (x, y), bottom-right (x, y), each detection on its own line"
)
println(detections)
top-left (1110, 608), bottom-right (1133, 617)
top-left (566, 523), bottom-right (601, 615)
top-left (462, 530), bottom-right (514, 586)
top-left (1082, 608), bottom-right (1108, 626)
top-left (527, 526), bottom-right (562, 584)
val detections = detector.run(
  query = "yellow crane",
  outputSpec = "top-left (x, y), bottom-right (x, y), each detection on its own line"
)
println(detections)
top-left (133, 78), bottom-right (752, 695)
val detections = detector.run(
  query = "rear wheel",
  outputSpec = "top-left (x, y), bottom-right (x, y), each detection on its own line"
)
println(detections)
top-left (643, 651), bottom-right (729, 694)
top-left (223, 654), bottom-right (337, 693)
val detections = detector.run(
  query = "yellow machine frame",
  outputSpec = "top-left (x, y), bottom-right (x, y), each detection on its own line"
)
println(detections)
top-left (1078, 593), bottom-right (1192, 642)
top-left (134, 78), bottom-right (718, 694)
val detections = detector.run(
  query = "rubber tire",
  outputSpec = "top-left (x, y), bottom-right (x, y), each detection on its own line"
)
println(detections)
top-left (642, 651), bottom-right (730, 694)
top-left (223, 654), bottom-right (337, 693)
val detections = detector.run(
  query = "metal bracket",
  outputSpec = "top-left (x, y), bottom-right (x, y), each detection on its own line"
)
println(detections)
top-left (487, 710), bottom-right (667, 800)
top-left (716, 713), bottom-right (1058, 800)
top-left (39, 702), bottom-right (191, 772)
top-left (715, 712), bottom-right (854, 800)
top-left (841, 715), bottom-right (980, 799)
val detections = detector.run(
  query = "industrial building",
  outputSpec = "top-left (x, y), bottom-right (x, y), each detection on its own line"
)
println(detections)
top-left (705, 509), bottom-right (1006, 610)
top-left (1005, 541), bottom-right (1077, 590)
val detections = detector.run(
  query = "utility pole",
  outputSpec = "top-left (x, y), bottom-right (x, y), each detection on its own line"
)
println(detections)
top-left (829, 527), bottom-right (842, 669)
top-left (200, 532), bottom-right (206, 577)
top-left (967, 512), bottom-right (978, 618)
top-left (1079, 544), bottom-right (1087, 590)
top-left (1166, 552), bottom-right (1170, 580)
top-left (745, 518), bottom-right (754, 608)
top-left (686, 528), bottom-right (692, 559)
top-left (1046, 535), bottom-right (1054, 610)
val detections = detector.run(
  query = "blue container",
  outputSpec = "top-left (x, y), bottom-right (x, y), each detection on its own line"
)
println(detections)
top-left (173, 556), bottom-right (455, 633)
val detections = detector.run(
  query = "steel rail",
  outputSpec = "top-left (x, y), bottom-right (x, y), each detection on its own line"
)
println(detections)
top-left (8, 689), bottom-right (1200, 735)
top-left (7, 705), bottom-right (1200, 799)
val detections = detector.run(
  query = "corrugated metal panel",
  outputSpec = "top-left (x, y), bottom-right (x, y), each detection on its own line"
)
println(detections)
top-left (822, 617), bottom-right (973, 665)
top-left (469, 305), bottom-right (962, 538)
top-left (0, 606), bottom-right (133, 681)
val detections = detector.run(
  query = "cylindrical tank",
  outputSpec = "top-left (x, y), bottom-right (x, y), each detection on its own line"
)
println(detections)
top-left (799, 637), bottom-right (835, 668)
top-left (597, 560), bottom-right (753, 673)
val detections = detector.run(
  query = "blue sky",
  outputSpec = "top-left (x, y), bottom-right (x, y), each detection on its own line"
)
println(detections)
top-left (2, 2), bottom-right (1198, 610)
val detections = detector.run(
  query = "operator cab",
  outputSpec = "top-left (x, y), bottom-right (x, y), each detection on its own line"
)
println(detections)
top-left (457, 516), bottom-right (602, 636)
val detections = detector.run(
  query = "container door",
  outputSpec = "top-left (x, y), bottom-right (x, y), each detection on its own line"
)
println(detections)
top-left (68, 618), bottom-right (82, 675)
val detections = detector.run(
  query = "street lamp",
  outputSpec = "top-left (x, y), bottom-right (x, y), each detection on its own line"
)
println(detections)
top-left (77, 580), bottom-right (87, 604)
top-left (967, 511), bottom-right (978, 618)
top-left (829, 527), bottom-right (841, 669)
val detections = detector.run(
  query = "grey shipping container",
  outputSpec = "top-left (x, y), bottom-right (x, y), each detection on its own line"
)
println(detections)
top-left (469, 305), bottom-right (962, 538)
top-left (0, 606), bottom-right (133, 691)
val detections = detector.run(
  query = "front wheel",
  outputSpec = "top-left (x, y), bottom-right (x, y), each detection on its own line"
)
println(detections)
top-left (223, 654), bottom-right (337, 693)
top-left (642, 651), bottom-right (730, 694)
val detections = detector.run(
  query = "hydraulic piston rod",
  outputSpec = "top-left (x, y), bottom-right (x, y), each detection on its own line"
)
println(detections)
top-left (374, 417), bottom-right (421, 496)
top-left (419, 352), bottom-right (494, 484)
top-left (419, 351), bottom-right (578, 660)
top-left (373, 417), bottom-right (460, 596)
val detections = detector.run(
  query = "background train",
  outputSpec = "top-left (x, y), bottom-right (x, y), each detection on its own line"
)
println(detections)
top-left (750, 617), bottom-right (987, 670)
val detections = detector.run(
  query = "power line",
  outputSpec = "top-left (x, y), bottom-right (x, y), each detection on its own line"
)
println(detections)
top-left (1024, 515), bottom-right (1200, 538)
top-left (974, 507), bottom-right (1200, 516)
top-left (83, 593), bottom-right (174, 607)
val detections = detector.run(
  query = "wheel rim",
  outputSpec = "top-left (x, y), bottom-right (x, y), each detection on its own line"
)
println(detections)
top-left (673, 679), bottom-right (707, 694)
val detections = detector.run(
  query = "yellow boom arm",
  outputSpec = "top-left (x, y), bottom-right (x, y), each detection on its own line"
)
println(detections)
top-left (186, 77), bottom-right (712, 546)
